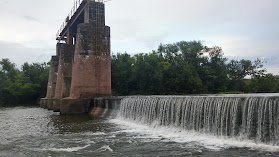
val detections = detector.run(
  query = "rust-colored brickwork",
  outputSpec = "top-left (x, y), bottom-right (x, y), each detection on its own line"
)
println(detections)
top-left (41, 1), bottom-right (111, 114)
top-left (54, 43), bottom-right (75, 99)
top-left (70, 23), bottom-right (111, 99)
top-left (70, 1), bottom-right (111, 99)
top-left (45, 56), bottom-right (59, 98)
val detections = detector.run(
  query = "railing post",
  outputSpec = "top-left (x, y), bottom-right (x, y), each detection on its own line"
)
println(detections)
top-left (56, 0), bottom-right (89, 39)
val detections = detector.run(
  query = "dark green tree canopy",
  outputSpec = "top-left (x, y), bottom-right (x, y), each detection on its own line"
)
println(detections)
top-left (0, 40), bottom-right (277, 106)
top-left (0, 59), bottom-right (49, 106)
top-left (111, 41), bottom-right (276, 96)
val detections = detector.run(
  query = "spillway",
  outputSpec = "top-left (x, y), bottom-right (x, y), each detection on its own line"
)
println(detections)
top-left (117, 94), bottom-right (279, 145)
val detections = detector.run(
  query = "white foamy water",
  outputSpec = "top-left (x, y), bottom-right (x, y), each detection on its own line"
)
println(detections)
top-left (1, 107), bottom-right (279, 156)
top-left (95, 145), bottom-right (114, 152)
top-left (40, 144), bottom-right (91, 152)
top-left (81, 131), bottom-right (106, 136)
top-left (110, 118), bottom-right (279, 152)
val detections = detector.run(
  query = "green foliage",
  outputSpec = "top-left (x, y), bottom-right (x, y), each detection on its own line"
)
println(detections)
top-left (244, 74), bottom-right (279, 93)
top-left (0, 59), bottom-right (49, 106)
top-left (22, 62), bottom-right (49, 97)
top-left (111, 53), bottom-right (134, 95)
top-left (1, 40), bottom-right (277, 105)
top-left (111, 41), bottom-right (277, 95)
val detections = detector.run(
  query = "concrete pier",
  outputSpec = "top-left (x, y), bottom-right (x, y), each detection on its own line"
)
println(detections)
top-left (70, 23), bottom-right (111, 99)
top-left (40, 1), bottom-right (112, 115)
top-left (42, 56), bottom-right (59, 110)
top-left (53, 44), bottom-right (75, 112)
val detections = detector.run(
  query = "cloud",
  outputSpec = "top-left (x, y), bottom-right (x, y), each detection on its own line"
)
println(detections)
top-left (202, 35), bottom-right (279, 75)
top-left (266, 66), bottom-right (279, 75)
top-left (202, 35), bottom-right (279, 56)
top-left (0, 0), bottom-right (8, 5)
top-left (106, 0), bottom-right (279, 54)
top-left (0, 0), bottom-right (278, 75)
top-left (21, 15), bottom-right (40, 22)
top-left (0, 41), bottom-right (53, 68)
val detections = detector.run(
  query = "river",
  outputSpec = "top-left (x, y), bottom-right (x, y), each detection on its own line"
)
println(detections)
top-left (1, 106), bottom-right (279, 157)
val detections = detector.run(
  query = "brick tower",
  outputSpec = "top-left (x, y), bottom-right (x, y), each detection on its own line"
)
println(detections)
top-left (41, 0), bottom-right (111, 114)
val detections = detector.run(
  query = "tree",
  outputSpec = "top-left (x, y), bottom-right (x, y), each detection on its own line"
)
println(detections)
top-left (0, 59), bottom-right (49, 106)
top-left (199, 46), bottom-right (229, 93)
top-left (0, 58), bottom-right (19, 81)
top-left (110, 41), bottom-right (272, 95)
top-left (111, 53), bottom-right (134, 95)
top-left (130, 52), bottom-right (163, 94)
top-left (22, 62), bottom-right (49, 97)
top-left (246, 74), bottom-right (279, 93)
top-left (227, 58), bottom-right (266, 91)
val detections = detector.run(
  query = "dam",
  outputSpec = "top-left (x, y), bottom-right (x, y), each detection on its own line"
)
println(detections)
top-left (37, 0), bottom-right (279, 153)
top-left (115, 94), bottom-right (279, 145)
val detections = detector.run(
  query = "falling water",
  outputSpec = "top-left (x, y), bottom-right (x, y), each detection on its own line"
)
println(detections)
top-left (118, 95), bottom-right (279, 145)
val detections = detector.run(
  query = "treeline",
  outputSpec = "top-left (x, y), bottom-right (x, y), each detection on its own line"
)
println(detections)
top-left (112, 41), bottom-right (279, 95)
top-left (1, 40), bottom-right (279, 105)
top-left (0, 59), bottom-right (49, 106)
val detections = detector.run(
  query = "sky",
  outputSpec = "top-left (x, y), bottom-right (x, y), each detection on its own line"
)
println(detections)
top-left (0, 0), bottom-right (278, 74)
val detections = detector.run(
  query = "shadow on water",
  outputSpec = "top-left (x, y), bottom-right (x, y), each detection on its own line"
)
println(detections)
top-left (50, 114), bottom-right (108, 134)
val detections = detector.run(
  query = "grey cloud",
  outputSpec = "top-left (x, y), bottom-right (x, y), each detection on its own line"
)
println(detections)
top-left (0, 41), bottom-right (54, 68)
top-left (107, 0), bottom-right (279, 46)
top-left (0, 0), bottom-right (8, 5)
top-left (21, 15), bottom-right (40, 22)
top-left (0, 0), bottom-right (278, 75)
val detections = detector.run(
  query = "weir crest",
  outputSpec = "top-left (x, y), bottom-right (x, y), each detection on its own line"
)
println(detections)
top-left (117, 95), bottom-right (279, 145)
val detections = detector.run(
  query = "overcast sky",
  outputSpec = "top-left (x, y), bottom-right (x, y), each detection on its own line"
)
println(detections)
top-left (0, 0), bottom-right (278, 74)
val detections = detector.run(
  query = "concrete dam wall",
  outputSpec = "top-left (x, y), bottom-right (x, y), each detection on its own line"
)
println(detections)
top-left (102, 94), bottom-right (279, 145)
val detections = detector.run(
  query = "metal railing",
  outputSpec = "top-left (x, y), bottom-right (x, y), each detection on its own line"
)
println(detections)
top-left (56, 0), bottom-right (107, 39)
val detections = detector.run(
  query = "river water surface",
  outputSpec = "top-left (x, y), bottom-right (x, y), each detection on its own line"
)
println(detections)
top-left (1, 106), bottom-right (279, 157)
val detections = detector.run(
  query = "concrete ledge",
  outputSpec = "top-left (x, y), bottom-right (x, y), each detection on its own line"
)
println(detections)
top-left (93, 96), bottom-right (123, 109)
top-left (47, 99), bottom-right (54, 110)
top-left (88, 96), bottom-right (124, 117)
top-left (53, 99), bottom-right (60, 112)
top-left (40, 98), bottom-right (48, 108)
top-left (60, 98), bottom-right (91, 115)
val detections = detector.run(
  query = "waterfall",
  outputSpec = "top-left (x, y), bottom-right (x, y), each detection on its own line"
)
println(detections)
top-left (117, 95), bottom-right (279, 145)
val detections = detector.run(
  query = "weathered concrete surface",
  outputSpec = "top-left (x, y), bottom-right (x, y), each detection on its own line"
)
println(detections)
top-left (60, 98), bottom-right (91, 115)
top-left (53, 43), bottom-right (75, 112)
top-left (58, 2), bottom-right (111, 114)
top-left (93, 96), bottom-right (122, 109)
top-left (69, 23), bottom-right (111, 99)
top-left (40, 1), bottom-right (112, 115)
top-left (89, 96), bottom-right (123, 117)
top-left (60, 44), bottom-right (75, 98)
top-left (54, 44), bottom-right (63, 101)
top-left (52, 99), bottom-right (60, 112)
top-left (39, 98), bottom-right (48, 108)
top-left (47, 99), bottom-right (54, 110)
top-left (45, 56), bottom-right (59, 99)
